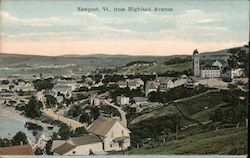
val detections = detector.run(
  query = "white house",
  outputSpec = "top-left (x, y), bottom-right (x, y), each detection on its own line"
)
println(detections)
top-left (158, 79), bottom-right (174, 92)
top-left (0, 84), bottom-right (9, 91)
top-left (52, 135), bottom-right (105, 155)
top-left (87, 116), bottom-right (131, 152)
top-left (116, 96), bottom-right (130, 106)
top-left (200, 66), bottom-right (220, 78)
top-left (231, 68), bottom-right (244, 78)
top-left (117, 81), bottom-right (127, 88)
top-left (145, 81), bottom-right (159, 96)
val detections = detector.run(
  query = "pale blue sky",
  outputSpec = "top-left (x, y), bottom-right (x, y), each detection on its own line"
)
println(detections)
top-left (0, 0), bottom-right (249, 56)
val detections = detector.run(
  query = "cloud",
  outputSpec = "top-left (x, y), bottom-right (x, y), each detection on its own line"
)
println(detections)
top-left (1, 9), bottom-right (247, 44)
top-left (1, 11), bottom-right (79, 27)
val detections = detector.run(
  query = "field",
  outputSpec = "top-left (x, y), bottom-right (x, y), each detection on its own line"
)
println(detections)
top-left (131, 91), bottom-right (225, 125)
top-left (117, 61), bottom-right (192, 73)
top-left (125, 127), bottom-right (247, 155)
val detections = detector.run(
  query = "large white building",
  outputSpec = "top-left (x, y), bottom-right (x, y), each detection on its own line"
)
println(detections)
top-left (116, 96), bottom-right (130, 106)
top-left (193, 49), bottom-right (228, 78)
top-left (87, 116), bottom-right (131, 152)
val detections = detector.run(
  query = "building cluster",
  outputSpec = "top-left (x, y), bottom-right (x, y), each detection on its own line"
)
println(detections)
top-left (193, 49), bottom-right (243, 79)
top-left (51, 116), bottom-right (130, 155)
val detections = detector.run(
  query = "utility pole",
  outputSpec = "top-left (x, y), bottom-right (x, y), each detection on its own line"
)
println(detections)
top-left (176, 124), bottom-right (179, 141)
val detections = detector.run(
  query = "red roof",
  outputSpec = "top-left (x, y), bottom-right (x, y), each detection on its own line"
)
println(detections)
top-left (0, 144), bottom-right (33, 155)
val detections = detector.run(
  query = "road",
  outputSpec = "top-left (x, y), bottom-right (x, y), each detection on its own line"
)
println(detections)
top-left (37, 91), bottom-right (84, 130)
top-left (41, 108), bottom-right (84, 130)
top-left (102, 99), bottom-right (127, 127)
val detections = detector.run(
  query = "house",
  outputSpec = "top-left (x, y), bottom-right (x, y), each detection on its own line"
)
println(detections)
top-left (52, 85), bottom-right (72, 98)
top-left (184, 78), bottom-right (196, 89)
top-left (35, 131), bottom-right (51, 149)
top-left (0, 84), bottom-right (9, 91)
top-left (87, 116), bottom-right (131, 151)
top-left (145, 81), bottom-right (159, 96)
top-left (56, 95), bottom-right (64, 104)
top-left (90, 93), bottom-right (101, 106)
top-left (0, 144), bottom-right (33, 155)
top-left (126, 78), bottom-right (144, 90)
top-left (158, 79), bottom-right (174, 92)
top-left (149, 102), bottom-right (162, 109)
top-left (116, 96), bottom-right (130, 106)
top-left (127, 81), bottom-right (137, 90)
top-left (117, 81), bottom-right (127, 88)
top-left (133, 97), bottom-right (148, 106)
top-left (107, 82), bottom-right (117, 88)
top-left (173, 78), bottom-right (187, 87)
top-left (52, 135), bottom-right (105, 155)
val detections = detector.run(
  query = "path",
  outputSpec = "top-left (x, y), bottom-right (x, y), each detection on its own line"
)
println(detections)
top-left (41, 108), bottom-right (84, 130)
top-left (102, 99), bottom-right (127, 127)
top-left (37, 91), bottom-right (84, 130)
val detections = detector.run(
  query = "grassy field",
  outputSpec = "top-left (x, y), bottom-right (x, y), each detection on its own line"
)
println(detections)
top-left (131, 91), bottom-right (225, 125)
top-left (125, 127), bottom-right (247, 155)
top-left (175, 91), bottom-right (226, 122)
top-left (117, 61), bottom-right (192, 73)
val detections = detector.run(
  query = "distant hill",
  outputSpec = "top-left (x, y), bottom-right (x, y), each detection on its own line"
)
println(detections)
top-left (0, 45), bottom-right (247, 77)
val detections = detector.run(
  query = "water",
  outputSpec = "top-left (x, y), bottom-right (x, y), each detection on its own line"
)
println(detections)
top-left (0, 102), bottom-right (59, 143)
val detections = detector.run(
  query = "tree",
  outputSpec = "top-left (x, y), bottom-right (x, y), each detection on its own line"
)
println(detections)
top-left (58, 124), bottom-right (71, 140)
top-left (1, 80), bottom-right (9, 85)
top-left (0, 138), bottom-right (12, 147)
top-left (24, 96), bottom-right (42, 118)
top-left (11, 131), bottom-right (28, 146)
top-left (91, 106), bottom-right (100, 120)
top-left (72, 127), bottom-right (88, 137)
top-left (45, 140), bottom-right (53, 155)
top-left (45, 95), bottom-right (58, 108)
top-left (79, 113), bottom-right (91, 125)
top-left (33, 78), bottom-right (54, 91)
top-left (34, 147), bottom-right (43, 155)
top-left (227, 48), bottom-right (249, 77)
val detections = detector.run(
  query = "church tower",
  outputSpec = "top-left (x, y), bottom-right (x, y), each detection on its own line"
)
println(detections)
top-left (193, 49), bottom-right (200, 77)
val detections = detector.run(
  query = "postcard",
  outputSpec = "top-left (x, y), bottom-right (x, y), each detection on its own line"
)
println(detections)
top-left (0, 0), bottom-right (248, 157)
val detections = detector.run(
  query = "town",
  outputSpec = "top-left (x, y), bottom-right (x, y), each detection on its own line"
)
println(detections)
top-left (0, 47), bottom-right (248, 155)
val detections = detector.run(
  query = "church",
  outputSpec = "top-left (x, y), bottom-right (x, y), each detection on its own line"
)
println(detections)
top-left (193, 49), bottom-right (228, 78)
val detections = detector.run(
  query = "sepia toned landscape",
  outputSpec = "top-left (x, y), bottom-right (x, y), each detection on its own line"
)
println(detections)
top-left (0, 0), bottom-right (248, 156)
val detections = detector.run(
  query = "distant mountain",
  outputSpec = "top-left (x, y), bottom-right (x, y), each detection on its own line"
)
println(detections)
top-left (0, 46), bottom-right (247, 68)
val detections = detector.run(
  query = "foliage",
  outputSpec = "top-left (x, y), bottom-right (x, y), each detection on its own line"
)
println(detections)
top-left (227, 48), bottom-right (249, 77)
top-left (67, 104), bottom-right (82, 118)
top-left (33, 78), bottom-right (54, 91)
top-left (45, 140), bottom-right (53, 155)
top-left (58, 124), bottom-right (71, 140)
top-left (79, 113), bottom-right (92, 125)
top-left (110, 87), bottom-right (144, 101)
top-left (148, 85), bottom-right (208, 103)
top-left (100, 105), bottom-right (121, 117)
top-left (34, 147), bottom-right (43, 155)
top-left (45, 95), bottom-right (58, 108)
top-left (125, 61), bottom-right (155, 67)
top-left (71, 127), bottom-right (88, 137)
top-left (0, 131), bottom-right (28, 147)
top-left (210, 89), bottom-right (247, 125)
top-left (126, 127), bottom-right (247, 155)
top-left (1, 80), bottom-right (9, 84)
top-left (24, 96), bottom-right (43, 118)
top-left (164, 57), bottom-right (191, 65)
top-left (128, 114), bottom-right (182, 147)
